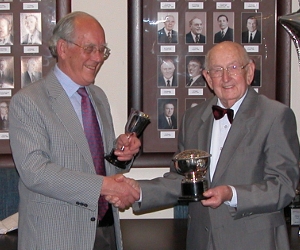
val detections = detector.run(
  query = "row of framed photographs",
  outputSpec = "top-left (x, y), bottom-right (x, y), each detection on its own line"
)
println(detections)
top-left (0, 55), bottom-right (42, 89)
top-left (0, 13), bottom-right (42, 45)
top-left (156, 12), bottom-right (263, 45)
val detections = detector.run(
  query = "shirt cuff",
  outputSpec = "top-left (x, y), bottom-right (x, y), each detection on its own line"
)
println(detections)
top-left (224, 185), bottom-right (237, 207)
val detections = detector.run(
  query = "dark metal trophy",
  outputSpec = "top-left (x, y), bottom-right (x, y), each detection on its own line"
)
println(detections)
top-left (172, 149), bottom-right (211, 202)
top-left (105, 108), bottom-right (150, 169)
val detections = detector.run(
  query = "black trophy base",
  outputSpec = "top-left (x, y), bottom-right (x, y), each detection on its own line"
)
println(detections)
top-left (179, 180), bottom-right (208, 202)
top-left (105, 149), bottom-right (130, 169)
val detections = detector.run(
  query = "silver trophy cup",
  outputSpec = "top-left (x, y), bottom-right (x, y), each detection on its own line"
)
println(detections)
top-left (105, 108), bottom-right (150, 168)
top-left (173, 149), bottom-right (211, 202)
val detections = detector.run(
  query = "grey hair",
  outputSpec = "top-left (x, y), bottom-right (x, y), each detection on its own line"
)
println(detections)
top-left (48, 11), bottom-right (95, 58)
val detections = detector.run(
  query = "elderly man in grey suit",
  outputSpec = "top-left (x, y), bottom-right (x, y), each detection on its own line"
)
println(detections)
top-left (9, 11), bottom-right (141, 250)
top-left (110, 41), bottom-right (300, 250)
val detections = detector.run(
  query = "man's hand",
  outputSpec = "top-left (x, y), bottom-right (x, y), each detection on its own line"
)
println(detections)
top-left (114, 133), bottom-right (141, 161)
top-left (201, 185), bottom-right (233, 209)
top-left (102, 174), bottom-right (140, 209)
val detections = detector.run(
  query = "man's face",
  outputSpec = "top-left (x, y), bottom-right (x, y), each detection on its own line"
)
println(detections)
top-left (188, 60), bottom-right (202, 78)
top-left (164, 16), bottom-right (175, 31)
top-left (203, 42), bottom-right (255, 108)
top-left (190, 18), bottom-right (203, 35)
top-left (25, 16), bottom-right (37, 33)
top-left (218, 16), bottom-right (228, 30)
top-left (161, 60), bottom-right (175, 79)
top-left (0, 102), bottom-right (8, 115)
top-left (247, 18), bottom-right (257, 32)
top-left (0, 18), bottom-right (10, 39)
top-left (164, 103), bottom-right (174, 117)
top-left (58, 16), bottom-right (106, 86)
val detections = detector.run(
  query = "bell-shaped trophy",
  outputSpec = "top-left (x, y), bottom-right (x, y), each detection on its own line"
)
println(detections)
top-left (173, 149), bottom-right (211, 202)
top-left (105, 108), bottom-right (150, 169)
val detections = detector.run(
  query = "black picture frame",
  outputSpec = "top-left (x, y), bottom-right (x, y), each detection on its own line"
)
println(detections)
top-left (128, 0), bottom-right (291, 168)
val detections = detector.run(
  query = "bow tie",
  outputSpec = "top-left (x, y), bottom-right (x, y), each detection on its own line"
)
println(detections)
top-left (212, 105), bottom-right (234, 124)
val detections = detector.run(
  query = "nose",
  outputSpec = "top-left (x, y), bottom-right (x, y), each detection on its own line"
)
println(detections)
top-left (222, 69), bottom-right (230, 82)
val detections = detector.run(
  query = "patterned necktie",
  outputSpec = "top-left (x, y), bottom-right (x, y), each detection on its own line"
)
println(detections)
top-left (168, 31), bottom-right (172, 43)
top-left (212, 105), bottom-right (234, 124)
top-left (195, 34), bottom-right (200, 43)
top-left (77, 87), bottom-right (108, 220)
top-left (221, 31), bottom-right (225, 38)
top-left (168, 117), bottom-right (172, 128)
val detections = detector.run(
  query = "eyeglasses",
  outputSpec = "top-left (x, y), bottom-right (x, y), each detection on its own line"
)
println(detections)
top-left (64, 39), bottom-right (111, 60)
top-left (207, 64), bottom-right (248, 78)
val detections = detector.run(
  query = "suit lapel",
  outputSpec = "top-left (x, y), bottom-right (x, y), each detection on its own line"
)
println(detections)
top-left (44, 72), bottom-right (95, 171)
top-left (212, 88), bottom-right (258, 185)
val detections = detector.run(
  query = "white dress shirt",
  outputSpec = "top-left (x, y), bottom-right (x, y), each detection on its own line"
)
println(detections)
top-left (209, 91), bottom-right (247, 207)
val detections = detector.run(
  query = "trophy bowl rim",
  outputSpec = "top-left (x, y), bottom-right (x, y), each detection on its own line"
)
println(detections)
top-left (172, 149), bottom-right (211, 161)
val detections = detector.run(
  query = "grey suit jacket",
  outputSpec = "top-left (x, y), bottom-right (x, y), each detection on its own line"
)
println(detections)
top-left (9, 70), bottom-right (127, 250)
top-left (133, 87), bottom-right (299, 250)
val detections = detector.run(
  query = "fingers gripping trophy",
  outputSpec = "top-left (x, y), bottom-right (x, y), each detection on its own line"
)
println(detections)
top-left (105, 108), bottom-right (150, 168)
top-left (173, 149), bottom-right (211, 202)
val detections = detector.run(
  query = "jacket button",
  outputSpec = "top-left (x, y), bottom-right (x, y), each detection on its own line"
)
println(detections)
top-left (91, 217), bottom-right (96, 222)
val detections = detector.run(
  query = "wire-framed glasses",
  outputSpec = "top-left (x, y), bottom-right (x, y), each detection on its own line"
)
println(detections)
top-left (207, 64), bottom-right (248, 78)
top-left (64, 39), bottom-right (111, 60)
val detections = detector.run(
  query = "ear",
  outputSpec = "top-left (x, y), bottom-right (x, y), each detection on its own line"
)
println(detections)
top-left (246, 61), bottom-right (255, 86)
top-left (203, 70), bottom-right (213, 90)
top-left (56, 39), bottom-right (68, 59)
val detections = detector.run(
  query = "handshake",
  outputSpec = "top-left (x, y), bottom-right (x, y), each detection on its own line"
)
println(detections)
top-left (102, 174), bottom-right (140, 210)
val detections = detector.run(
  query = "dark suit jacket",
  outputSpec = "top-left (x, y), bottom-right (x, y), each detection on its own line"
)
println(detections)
top-left (0, 73), bottom-right (13, 88)
top-left (9, 70), bottom-right (127, 250)
top-left (186, 75), bottom-right (206, 87)
top-left (134, 87), bottom-right (299, 250)
top-left (22, 71), bottom-right (42, 87)
top-left (158, 75), bottom-right (177, 87)
top-left (158, 113), bottom-right (177, 129)
top-left (185, 32), bottom-right (206, 44)
top-left (214, 27), bottom-right (234, 43)
top-left (0, 116), bottom-right (8, 130)
top-left (242, 30), bottom-right (261, 43)
top-left (158, 28), bottom-right (178, 43)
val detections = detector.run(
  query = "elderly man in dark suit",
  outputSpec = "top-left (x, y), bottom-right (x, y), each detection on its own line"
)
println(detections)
top-left (9, 11), bottom-right (141, 250)
top-left (242, 16), bottom-right (261, 43)
top-left (158, 58), bottom-right (177, 87)
top-left (111, 41), bottom-right (299, 250)
top-left (214, 14), bottom-right (234, 43)
top-left (158, 102), bottom-right (177, 129)
top-left (158, 14), bottom-right (178, 43)
top-left (185, 17), bottom-right (206, 44)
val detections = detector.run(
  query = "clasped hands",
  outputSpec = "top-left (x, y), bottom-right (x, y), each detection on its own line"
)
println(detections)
top-left (102, 174), bottom-right (140, 210)
top-left (114, 133), bottom-right (141, 161)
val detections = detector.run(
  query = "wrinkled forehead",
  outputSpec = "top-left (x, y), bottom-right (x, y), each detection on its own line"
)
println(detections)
top-left (207, 43), bottom-right (248, 67)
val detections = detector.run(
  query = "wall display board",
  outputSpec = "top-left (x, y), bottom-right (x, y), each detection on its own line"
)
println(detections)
top-left (128, 0), bottom-right (291, 167)
top-left (0, 0), bottom-right (70, 165)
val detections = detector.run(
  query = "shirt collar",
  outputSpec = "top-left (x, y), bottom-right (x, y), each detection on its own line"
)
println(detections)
top-left (53, 64), bottom-right (82, 97)
top-left (217, 89), bottom-right (248, 118)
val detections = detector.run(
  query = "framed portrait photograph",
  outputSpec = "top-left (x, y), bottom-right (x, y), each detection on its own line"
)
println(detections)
top-left (128, 0), bottom-right (291, 167)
